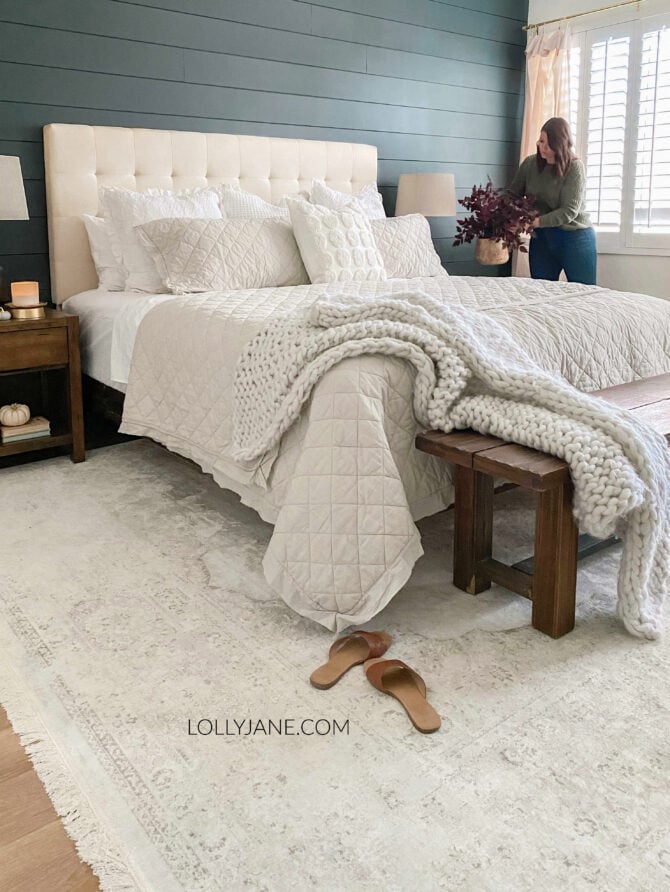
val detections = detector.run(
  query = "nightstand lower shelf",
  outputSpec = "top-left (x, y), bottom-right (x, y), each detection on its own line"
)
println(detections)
top-left (0, 432), bottom-right (73, 458)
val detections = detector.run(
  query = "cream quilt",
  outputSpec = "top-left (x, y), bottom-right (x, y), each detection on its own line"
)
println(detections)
top-left (120, 276), bottom-right (670, 629)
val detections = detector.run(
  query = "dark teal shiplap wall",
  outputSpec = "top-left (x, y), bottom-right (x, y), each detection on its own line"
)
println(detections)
top-left (0, 0), bottom-right (528, 296)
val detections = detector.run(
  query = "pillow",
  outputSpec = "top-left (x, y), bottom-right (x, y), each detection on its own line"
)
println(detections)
top-left (135, 217), bottom-right (310, 293)
top-left (100, 187), bottom-right (222, 292)
top-left (82, 214), bottom-right (125, 291)
top-left (310, 180), bottom-right (386, 219)
top-left (285, 197), bottom-right (387, 284)
top-left (217, 184), bottom-right (290, 219)
top-left (370, 215), bottom-right (446, 279)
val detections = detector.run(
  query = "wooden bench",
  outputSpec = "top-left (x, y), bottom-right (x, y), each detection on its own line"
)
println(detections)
top-left (416, 373), bottom-right (670, 639)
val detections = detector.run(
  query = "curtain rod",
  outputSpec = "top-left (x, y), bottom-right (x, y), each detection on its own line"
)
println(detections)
top-left (524, 0), bottom-right (645, 31)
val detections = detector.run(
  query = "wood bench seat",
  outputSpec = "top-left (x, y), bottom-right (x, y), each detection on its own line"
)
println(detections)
top-left (416, 373), bottom-right (670, 639)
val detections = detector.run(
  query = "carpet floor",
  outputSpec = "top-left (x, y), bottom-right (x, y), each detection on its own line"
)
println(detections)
top-left (1, 439), bottom-right (669, 891)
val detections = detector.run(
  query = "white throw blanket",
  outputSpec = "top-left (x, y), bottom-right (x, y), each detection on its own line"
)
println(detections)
top-left (233, 290), bottom-right (670, 639)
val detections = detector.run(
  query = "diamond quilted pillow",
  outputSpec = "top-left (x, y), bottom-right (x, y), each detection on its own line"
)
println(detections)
top-left (100, 187), bottom-right (222, 292)
top-left (135, 217), bottom-right (309, 293)
top-left (370, 215), bottom-right (446, 278)
top-left (285, 197), bottom-right (387, 284)
top-left (310, 180), bottom-right (386, 219)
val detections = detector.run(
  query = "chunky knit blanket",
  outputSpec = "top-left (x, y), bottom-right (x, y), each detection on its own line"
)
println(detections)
top-left (233, 290), bottom-right (670, 639)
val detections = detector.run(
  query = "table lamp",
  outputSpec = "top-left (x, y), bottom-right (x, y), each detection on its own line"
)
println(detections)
top-left (0, 155), bottom-right (29, 308)
top-left (395, 173), bottom-right (456, 217)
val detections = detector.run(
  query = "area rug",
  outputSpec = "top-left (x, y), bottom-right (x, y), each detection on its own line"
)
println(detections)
top-left (1, 440), bottom-right (669, 891)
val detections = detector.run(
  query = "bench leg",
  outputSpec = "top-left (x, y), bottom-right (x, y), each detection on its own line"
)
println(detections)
top-left (453, 465), bottom-right (493, 594)
top-left (532, 482), bottom-right (579, 638)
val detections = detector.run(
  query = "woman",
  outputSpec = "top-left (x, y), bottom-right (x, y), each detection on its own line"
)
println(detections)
top-left (509, 117), bottom-right (596, 284)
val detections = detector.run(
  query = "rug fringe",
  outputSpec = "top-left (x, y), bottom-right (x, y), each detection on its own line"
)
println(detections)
top-left (0, 660), bottom-right (140, 892)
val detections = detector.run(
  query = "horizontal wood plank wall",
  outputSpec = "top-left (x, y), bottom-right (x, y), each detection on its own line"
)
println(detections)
top-left (0, 0), bottom-right (528, 296)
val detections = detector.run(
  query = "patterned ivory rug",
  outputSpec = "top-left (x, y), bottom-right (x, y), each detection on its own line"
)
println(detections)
top-left (1, 440), bottom-right (669, 891)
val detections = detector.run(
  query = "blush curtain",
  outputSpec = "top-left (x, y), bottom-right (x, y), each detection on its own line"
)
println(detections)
top-left (514, 26), bottom-right (573, 277)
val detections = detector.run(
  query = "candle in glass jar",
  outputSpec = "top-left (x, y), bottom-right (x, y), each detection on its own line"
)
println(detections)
top-left (11, 281), bottom-right (40, 307)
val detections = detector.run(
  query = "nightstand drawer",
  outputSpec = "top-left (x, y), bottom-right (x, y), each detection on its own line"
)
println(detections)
top-left (0, 328), bottom-right (68, 371)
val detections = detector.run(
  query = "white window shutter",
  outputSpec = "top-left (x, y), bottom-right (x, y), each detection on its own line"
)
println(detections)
top-left (585, 35), bottom-right (630, 231)
top-left (634, 27), bottom-right (670, 235)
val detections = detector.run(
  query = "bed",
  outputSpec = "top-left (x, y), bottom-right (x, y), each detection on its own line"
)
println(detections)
top-left (45, 123), bottom-right (670, 631)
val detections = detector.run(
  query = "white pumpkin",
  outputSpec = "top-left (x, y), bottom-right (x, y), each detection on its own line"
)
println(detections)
top-left (0, 307), bottom-right (10, 321)
top-left (0, 403), bottom-right (30, 427)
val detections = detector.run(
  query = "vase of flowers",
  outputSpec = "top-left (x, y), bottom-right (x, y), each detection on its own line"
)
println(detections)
top-left (453, 179), bottom-right (537, 265)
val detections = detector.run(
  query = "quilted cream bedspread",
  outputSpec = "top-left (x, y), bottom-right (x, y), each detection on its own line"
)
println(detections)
top-left (120, 275), bottom-right (670, 629)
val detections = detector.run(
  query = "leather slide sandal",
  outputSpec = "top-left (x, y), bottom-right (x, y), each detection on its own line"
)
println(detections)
top-left (364, 657), bottom-right (441, 733)
top-left (310, 631), bottom-right (392, 689)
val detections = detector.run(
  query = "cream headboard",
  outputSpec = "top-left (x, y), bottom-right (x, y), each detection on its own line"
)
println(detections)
top-left (43, 123), bottom-right (378, 303)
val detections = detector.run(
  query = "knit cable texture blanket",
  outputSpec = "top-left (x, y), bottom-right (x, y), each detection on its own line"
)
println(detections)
top-left (233, 290), bottom-right (670, 639)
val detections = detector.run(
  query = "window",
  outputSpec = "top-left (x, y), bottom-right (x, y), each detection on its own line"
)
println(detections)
top-left (635, 27), bottom-right (670, 239)
top-left (584, 34), bottom-right (629, 232)
top-left (571, 13), bottom-right (670, 253)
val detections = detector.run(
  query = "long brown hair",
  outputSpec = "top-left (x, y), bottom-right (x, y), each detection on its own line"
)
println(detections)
top-left (536, 117), bottom-right (577, 178)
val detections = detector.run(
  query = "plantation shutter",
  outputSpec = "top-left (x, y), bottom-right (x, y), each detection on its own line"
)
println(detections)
top-left (634, 26), bottom-right (670, 235)
top-left (584, 35), bottom-right (630, 231)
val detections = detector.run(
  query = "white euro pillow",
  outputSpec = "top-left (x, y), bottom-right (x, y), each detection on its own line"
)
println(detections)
top-left (217, 184), bottom-right (290, 219)
top-left (285, 196), bottom-right (387, 284)
top-left (310, 180), bottom-right (386, 219)
top-left (81, 214), bottom-right (125, 291)
top-left (135, 217), bottom-right (309, 293)
top-left (370, 215), bottom-right (446, 279)
top-left (100, 187), bottom-right (222, 292)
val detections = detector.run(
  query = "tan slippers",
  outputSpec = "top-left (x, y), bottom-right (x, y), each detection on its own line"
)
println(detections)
top-left (310, 632), bottom-right (441, 734)
top-left (309, 630), bottom-right (392, 689)
top-left (364, 657), bottom-right (441, 734)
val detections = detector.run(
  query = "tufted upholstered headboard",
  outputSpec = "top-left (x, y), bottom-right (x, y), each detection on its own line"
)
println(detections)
top-left (43, 123), bottom-right (378, 303)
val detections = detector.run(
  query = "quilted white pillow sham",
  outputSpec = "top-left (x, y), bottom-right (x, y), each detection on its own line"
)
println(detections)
top-left (310, 180), bottom-right (386, 219)
top-left (82, 214), bottom-right (125, 291)
top-left (370, 215), bottom-right (445, 278)
top-left (100, 187), bottom-right (222, 292)
top-left (135, 217), bottom-right (309, 293)
top-left (285, 197), bottom-right (387, 284)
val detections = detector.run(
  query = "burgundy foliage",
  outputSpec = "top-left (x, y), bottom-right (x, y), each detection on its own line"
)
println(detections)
top-left (453, 180), bottom-right (537, 253)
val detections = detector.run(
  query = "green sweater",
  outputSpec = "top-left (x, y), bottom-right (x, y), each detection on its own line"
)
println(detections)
top-left (509, 155), bottom-right (591, 230)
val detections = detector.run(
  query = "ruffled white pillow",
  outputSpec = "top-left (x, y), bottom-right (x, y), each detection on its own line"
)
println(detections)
top-left (82, 214), bottom-right (125, 291)
top-left (286, 197), bottom-right (387, 284)
top-left (370, 215), bottom-right (446, 279)
top-left (100, 187), bottom-right (222, 292)
top-left (310, 180), bottom-right (386, 219)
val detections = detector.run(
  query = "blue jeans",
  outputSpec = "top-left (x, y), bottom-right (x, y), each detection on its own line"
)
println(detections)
top-left (529, 227), bottom-right (597, 284)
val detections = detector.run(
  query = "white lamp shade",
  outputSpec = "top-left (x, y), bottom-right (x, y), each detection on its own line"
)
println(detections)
top-left (395, 173), bottom-right (456, 217)
top-left (0, 156), bottom-right (29, 221)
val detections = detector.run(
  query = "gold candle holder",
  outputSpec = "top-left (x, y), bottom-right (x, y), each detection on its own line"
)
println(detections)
top-left (7, 303), bottom-right (46, 320)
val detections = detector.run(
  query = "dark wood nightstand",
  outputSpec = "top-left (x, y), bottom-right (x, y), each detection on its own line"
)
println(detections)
top-left (0, 309), bottom-right (85, 462)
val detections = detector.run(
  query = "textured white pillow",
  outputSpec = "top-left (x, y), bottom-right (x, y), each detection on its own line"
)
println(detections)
top-left (82, 214), bottom-right (125, 291)
top-left (100, 187), bottom-right (222, 292)
top-left (135, 217), bottom-right (309, 293)
top-left (370, 215), bottom-right (446, 278)
top-left (286, 197), bottom-right (387, 284)
top-left (310, 180), bottom-right (386, 219)
top-left (217, 184), bottom-right (290, 219)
